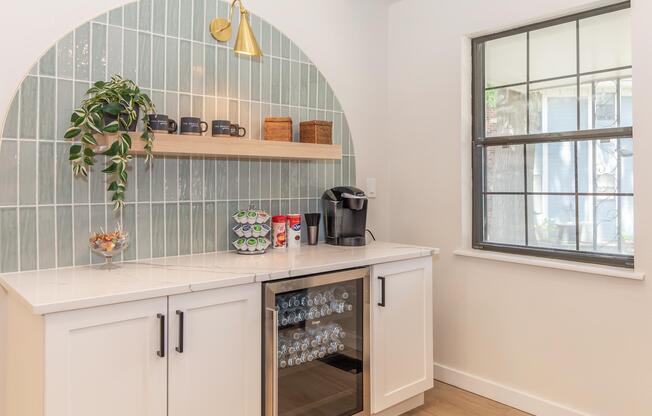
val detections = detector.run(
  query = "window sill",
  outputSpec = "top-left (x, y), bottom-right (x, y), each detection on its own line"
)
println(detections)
top-left (453, 248), bottom-right (645, 281)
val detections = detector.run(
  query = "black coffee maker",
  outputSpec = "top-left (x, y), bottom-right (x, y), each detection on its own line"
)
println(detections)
top-left (322, 186), bottom-right (368, 246)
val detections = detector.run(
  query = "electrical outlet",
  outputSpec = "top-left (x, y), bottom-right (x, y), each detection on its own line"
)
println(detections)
top-left (366, 178), bottom-right (377, 198)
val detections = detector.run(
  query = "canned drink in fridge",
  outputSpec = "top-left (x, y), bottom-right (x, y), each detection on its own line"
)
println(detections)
top-left (272, 215), bottom-right (287, 248)
top-left (287, 214), bottom-right (301, 248)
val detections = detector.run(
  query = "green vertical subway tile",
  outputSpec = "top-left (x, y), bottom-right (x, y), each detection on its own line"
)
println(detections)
top-left (227, 158), bottom-right (238, 199)
top-left (55, 205), bottom-right (74, 267)
top-left (192, 43), bottom-right (204, 94)
top-left (271, 26), bottom-right (280, 57)
top-left (166, 92), bottom-right (179, 120)
top-left (271, 58), bottom-right (280, 104)
top-left (152, 91), bottom-right (165, 113)
top-left (75, 23), bottom-right (90, 81)
top-left (124, 3), bottom-right (138, 29)
top-left (238, 158), bottom-right (249, 200)
top-left (228, 99), bottom-right (238, 123)
top-left (281, 34), bottom-right (290, 59)
top-left (250, 160), bottom-right (260, 199)
top-left (192, 0), bottom-right (205, 41)
top-left (179, 94), bottom-right (191, 116)
top-left (317, 160), bottom-right (326, 197)
top-left (261, 56), bottom-right (271, 103)
top-left (167, 0), bottom-right (180, 36)
top-left (239, 101), bottom-right (249, 134)
top-left (0, 208), bottom-right (18, 272)
top-left (325, 84), bottom-right (334, 111)
top-left (94, 12), bottom-right (108, 23)
top-left (123, 29), bottom-right (138, 81)
top-left (216, 47), bottom-right (228, 96)
top-left (38, 206), bottom-right (56, 269)
top-left (251, 58), bottom-right (261, 102)
top-left (228, 53), bottom-right (239, 99)
top-left (191, 157), bottom-right (203, 200)
top-left (3, 93), bottom-right (19, 138)
top-left (299, 161), bottom-right (309, 197)
top-left (204, 158), bottom-right (216, 200)
top-left (107, 25), bottom-right (122, 78)
top-left (289, 107), bottom-right (299, 141)
top-left (289, 61), bottom-right (300, 106)
top-left (260, 160), bottom-right (270, 199)
top-left (91, 23), bottom-right (107, 81)
top-left (270, 199), bottom-right (280, 218)
top-left (334, 112), bottom-right (342, 145)
top-left (250, 14), bottom-right (261, 43)
top-left (38, 77), bottom-right (56, 140)
top-left (280, 59), bottom-right (290, 105)
top-left (270, 160), bottom-right (280, 199)
top-left (74, 81), bottom-right (89, 106)
top-left (205, 45), bottom-right (216, 96)
top-left (216, 158), bottom-right (227, 199)
top-left (216, 201), bottom-right (228, 251)
top-left (280, 200), bottom-right (289, 217)
top-left (308, 65), bottom-right (317, 109)
top-left (317, 71), bottom-right (326, 109)
top-left (55, 143), bottom-right (72, 204)
top-left (57, 32), bottom-right (74, 79)
top-left (216, 97), bottom-right (228, 119)
top-left (299, 63), bottom-right (309, 107)
top-left (122, 204), bottom-right (136, 261)
top-left (205, 0), bottom-right (217, 41)
top-left (136, 156), bottom-right (151, 202)
top-left (308, 161), bottom-right (319, 198)
top-left (166, 38), bottom-right (179, 91)
top-left (250, 102), bottom-right (260, 140)
top-left (19, 76), bottom-right (38, 139)
top-left (165, 156), bottom-right (178, 200)
top-left (165, 203), bottom-right (179, 256)
top-left (90, 156), bottom-right (107, 203)
top-left (334, 96), bottom-right (342, 113)
top-left (72, 167), bottom-right (89, 204)
top-left (227, 201), bottom-right (238, 248)
top-left (334, 159), bottom-right (342, 186)
top-left (260, 21), bottom-right (271, 56)
top-left (350, 157), bottom-right (356, 185)
top-left (343, 116), bottom-right (351, 154)
top-left (139, 0), bottom-right (152, 31)
top-left (152, 35), bottom-right (165, 90)
top-left (39, 46), bottom-right (56, 76)
top-left (38, 142), bottom-right (55, 205)
top-left (178, 157), bottom-right (191, 200)
top-left (109, 6), bottom-right (123, 25)
top-left (280, 160), bottom-right (290, 198)
top-left (290, 40), bottom-right (301, 62)
top-left (152, 0), bottom-right (166, 34)
top-left (239, 57), bottom-right (251, 101)
top-left (18, 142), bottom-right (36, 205)
top-left (179, 40), bottom-right (191, 92)
top-left (325, 160), bottom-right (334, 190)
top-left (191, 202), bottom-right (204, 253)
top-left (179, 0), bottom-right (192, 39)
top-left (73, 205), bottom-right (90, 266)
top-left (178, 202), bottom-right (191, 254)
top-left (90, 204), bottom-right (106, 264)
top-left (138, 32), bottom-right (152, 88)
top-left (205, 201), bottom-right (216, 252)
top-left (289, 161), bottom-right (299, 197)
top-left (343, 156), bottom-right (351, 186)
top-left (137, 203), bottom-right (152, 259)
top-left (123, 159), bottom-right (136, 202)
top-left (0, 141), bottom-right (17, 205)
top-left (204, 96), bottom-right (215, 120)
top-left (151, 157), bottom-right (165, 201)
top-left (151, 203), bottom-right (165, 257)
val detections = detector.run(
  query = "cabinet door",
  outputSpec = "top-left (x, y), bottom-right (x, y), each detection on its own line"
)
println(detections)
top-left (168, 283), bottom-right (261, 416)
top-left (370, 257), bottom-right (433, 413)
top-left (44, 298), bottom-right (168, 416)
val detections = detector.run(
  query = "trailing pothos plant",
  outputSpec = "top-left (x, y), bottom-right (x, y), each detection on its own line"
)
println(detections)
top-left (65, 75), bottom-right (156, 210)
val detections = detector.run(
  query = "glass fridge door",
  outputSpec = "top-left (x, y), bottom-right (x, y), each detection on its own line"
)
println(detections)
top-left (265, 268), bottom-right (369, 416)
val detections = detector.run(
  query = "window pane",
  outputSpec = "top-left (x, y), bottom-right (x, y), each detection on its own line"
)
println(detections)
top-left (527, 195), bottom-right (576, 250)
top-left (579, 195), bottom-right (633, 255)
top-left (529, 22), bottom-right (576, 81)
top-left (485, 145), bottom-right (524, 192)
top-left (579, 69), bottom-right (631, 130)
top-left (577, 138), bottom-right (631, 194)
top-left (579, 8), bottom-right (631, 73)
top-left (485, 33), bottom-right (527, 88)
top-left (486, 85), bottom-right (527, 137)
top-left (528, 77), bottom-right (577, 134)
top-left (526, 141), bottom-right (575, 193)
top-left (485, 195), bottom-right (525, 245)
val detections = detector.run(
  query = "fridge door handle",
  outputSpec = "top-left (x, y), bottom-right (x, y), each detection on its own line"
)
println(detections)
top-left (265, 307), bottom-right (279, 416)
top-left (156, 313), bottom-right (165, 358)
top-left (378, 276), bottom-right (386, 307)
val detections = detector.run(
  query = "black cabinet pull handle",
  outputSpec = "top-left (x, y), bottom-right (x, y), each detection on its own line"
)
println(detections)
top-left (378, 276), bottom-right (386, 307)
top-left (175, 310), bottom-right (184, 353)
top-left (157, 313), bottom-right (165, 358)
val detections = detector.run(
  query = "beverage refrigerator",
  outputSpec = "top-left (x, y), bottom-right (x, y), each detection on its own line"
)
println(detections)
top-left (263, 268), bottom-right (370, 416)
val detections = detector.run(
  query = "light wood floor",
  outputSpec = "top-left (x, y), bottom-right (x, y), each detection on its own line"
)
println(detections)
top-left (404, 381), bottom-right (531, 416)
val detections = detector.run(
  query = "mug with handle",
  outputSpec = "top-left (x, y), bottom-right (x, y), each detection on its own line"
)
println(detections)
top-left (180, 117), bottom-right (208, 135)
top-left (212, 120), bottom-right (232, 136)
top-left (148, 114), bottom-right (178, 133)
top-left (229, 123), bottom-right (247, 138)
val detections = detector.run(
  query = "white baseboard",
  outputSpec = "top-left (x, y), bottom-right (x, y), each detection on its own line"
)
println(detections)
top-left (433, 363), bottom-right (592, 416)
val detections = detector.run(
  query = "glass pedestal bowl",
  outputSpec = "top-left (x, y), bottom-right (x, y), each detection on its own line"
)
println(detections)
top-left (90, 238), bottom-right (129, 269)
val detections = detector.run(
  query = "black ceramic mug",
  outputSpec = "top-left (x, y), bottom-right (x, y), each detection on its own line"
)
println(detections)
top-left (229, 123), bottom-right (247, 137)
top-left (212, 120), bottom-right (231, 136)
top-left (148, 114), bottom-right (177, 133)
top-left (180, 117), bottom-right (208, 135)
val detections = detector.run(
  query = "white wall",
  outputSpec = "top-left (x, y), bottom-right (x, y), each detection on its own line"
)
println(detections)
top-left (388, 0), bottom-right (652, 415)
top-left (0, 0), bottom-right (389, 408)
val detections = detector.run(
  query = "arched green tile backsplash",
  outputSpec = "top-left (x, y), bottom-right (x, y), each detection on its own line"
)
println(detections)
top-left (0, 0), bottom-right (356, 273)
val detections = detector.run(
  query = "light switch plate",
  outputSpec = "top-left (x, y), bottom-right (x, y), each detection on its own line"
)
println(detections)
top-left (366, 178), bottom-right (377, 198)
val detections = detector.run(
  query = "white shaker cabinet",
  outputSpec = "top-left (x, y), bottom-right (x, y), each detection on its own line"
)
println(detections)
top-left (168, 284), bottom-right (261, 416)
top-left (370, 257), bottom-right (434, 414)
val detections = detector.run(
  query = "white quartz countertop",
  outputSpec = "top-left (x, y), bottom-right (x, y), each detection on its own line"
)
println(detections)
top-left (0, 242), bottom-right (437, 315)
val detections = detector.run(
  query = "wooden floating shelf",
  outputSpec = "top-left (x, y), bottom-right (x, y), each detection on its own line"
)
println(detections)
top-left (97, 132), bottom-right (342, 160)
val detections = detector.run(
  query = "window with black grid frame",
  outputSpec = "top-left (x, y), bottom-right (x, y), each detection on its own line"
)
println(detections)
top-left (471, 2), bottom-right (633, 267)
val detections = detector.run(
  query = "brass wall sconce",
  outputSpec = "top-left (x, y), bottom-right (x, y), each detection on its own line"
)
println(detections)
top-left (209, 0), bottom-right (263, 57)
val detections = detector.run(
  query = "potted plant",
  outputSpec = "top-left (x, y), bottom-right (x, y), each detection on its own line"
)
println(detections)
top-left (65, 75), bottom-right (156, 209)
